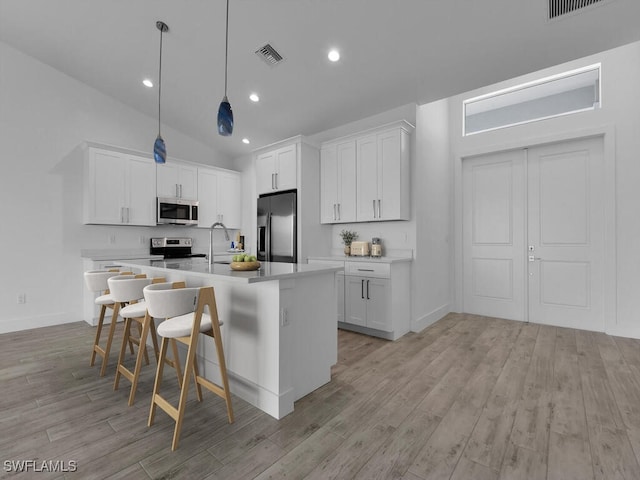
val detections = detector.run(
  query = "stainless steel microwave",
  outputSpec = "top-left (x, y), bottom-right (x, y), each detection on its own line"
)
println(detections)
top-left (157, 197), bottom-right (199, 225)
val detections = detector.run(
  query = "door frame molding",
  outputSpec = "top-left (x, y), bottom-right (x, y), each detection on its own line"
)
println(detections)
top-left (453, 124), bottom-right (617, 333)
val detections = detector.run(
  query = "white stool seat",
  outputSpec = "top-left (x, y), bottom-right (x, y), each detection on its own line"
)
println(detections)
top-left (119, 301), bottom-right (148, 319)
top-left (95, 293), bottom-right (115, 306)
top-left (157, 313), bottom-right (222, 338)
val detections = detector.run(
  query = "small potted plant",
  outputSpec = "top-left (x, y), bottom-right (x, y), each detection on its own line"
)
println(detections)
top-left (339, 229), bottom-right (358, 256)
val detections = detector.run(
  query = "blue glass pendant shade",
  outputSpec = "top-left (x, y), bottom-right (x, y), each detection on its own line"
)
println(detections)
top-left (153, 134), bottom-right (167, 164)
top-left (217, 96), bottom-right (233, 136)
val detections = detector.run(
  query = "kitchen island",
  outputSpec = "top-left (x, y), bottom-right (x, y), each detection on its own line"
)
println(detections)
top-left (114, 258), bottom-right (342, 419)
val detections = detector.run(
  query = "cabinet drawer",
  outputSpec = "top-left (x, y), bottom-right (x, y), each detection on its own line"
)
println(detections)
top-left (345, 262), bottom-right (390, 278)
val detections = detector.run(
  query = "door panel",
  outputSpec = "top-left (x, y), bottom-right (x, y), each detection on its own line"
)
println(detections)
top-left (463, 150), bottom-right (526, 320)
top-left (527, 137), bottom-right (603, 331)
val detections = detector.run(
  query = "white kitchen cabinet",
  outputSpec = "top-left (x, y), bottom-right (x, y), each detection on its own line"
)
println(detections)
top-left (255, 143), bottom-right (297, 194)
top-left (356, 124), bottom-right (411, 221)
top-left (197, 167), bottom-right (242, 229)
top-left (157, 161), bottom-right (198, 200)
top-left (83, 147), bottom-right (156, 226)
top-left (320, 140), bottom-right (357, 224)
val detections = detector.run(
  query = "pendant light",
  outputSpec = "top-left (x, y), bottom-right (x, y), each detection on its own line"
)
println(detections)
top-left (153, 21), bottom-right (169, 164)
top-left (217, 0), bottom-right (233, 136)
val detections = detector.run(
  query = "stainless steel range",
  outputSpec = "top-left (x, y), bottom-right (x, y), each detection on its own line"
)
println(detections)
top-left (150, 237), bottom-right (206, 259)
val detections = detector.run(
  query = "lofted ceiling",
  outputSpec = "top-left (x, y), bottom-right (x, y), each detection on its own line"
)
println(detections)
top-left (1, 0), bottom-right (639, 160)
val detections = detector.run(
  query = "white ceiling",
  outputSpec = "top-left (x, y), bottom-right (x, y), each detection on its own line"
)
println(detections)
top-left (1, 0), bottom-right (639, 160)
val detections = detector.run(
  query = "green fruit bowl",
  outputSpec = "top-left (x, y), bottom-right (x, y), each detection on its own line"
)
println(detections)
top-left (230, 261), bottom-right (261, 271)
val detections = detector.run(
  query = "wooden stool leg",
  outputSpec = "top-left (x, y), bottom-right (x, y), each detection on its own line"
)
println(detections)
top-left (170, 339), bottom-right (183, 388)
top-left (135, 321), bottom-right (150, 366)
top-left (192, 356), bottom-right (203, 402)
top-left (212, 328), bottom-right (234, 424)
top-left (149, 317), bottom-right (160, 363)
top-left (90, 304), bottom-right (107, 366)
top-left (113, 316), bottom-right (133, 390)
top-left (172, 328), bottom-right (200, 451)
top-left (149, 337), bottom-right (169, 428)
top-left (100, 302), bottom-right (122, 377)
top-left (127, 314), bottom-right (152, 406)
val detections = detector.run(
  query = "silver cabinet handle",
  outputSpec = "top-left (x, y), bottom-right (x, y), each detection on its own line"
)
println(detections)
top-left (377, 199), bottom-right (381, 219)
top-left (333, 204), bottom-right (336, 221)
top-left (179, 184), bottom-right (183, 198)
top-left (275, 172), bottom-right (278, 189)
top-left (372, 199), bottom-right (376, 218)
top-left (337, 203), bottom-right (341, 221)
top-left (366, 279), bottom-right (370, 300)
top-left (357, 268), bottom-right (375, 272)
top-left (127, 207), bottom-right (130, 223)
top-left (271, 173), bottom-right (275, 190)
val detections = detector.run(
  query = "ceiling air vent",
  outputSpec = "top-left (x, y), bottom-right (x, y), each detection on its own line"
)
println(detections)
top-left (255, 44), bottom-right (284, 66)
top-left (548, 0), bottom-right (609, 19)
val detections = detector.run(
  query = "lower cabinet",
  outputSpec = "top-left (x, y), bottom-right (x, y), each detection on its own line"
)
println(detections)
top-left (308, 258), bottom-right (411, 340)
top-left (345, 276), bottom-right (391, 331)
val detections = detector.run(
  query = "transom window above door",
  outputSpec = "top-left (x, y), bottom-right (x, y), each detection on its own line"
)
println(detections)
top-left (463, 64), bottom-right (601, 136)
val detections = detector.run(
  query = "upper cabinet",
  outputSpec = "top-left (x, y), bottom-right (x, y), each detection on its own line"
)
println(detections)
top-left (157, 161), bottom-right (198, 200)
top-left (83, 146), bottom-right (156, 226)
top-left (320, 140), bottom-right (357, 224)
top-left (197, 167), bottom-right (242, 229)
top-left (320, 121), bottom-right (413, 224)
top-left (255, 143), bottom-right (297, 195)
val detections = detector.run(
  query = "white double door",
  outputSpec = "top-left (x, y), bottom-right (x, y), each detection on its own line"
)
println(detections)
top-left (462, 136), bottom-right (605, 331)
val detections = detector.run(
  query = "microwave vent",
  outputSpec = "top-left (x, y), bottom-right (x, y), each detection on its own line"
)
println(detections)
top-left (548, 0), bottom-right (612, 19)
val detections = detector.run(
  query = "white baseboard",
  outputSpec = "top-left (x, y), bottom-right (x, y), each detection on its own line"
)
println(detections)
top-left (0, 312), bottom-right (81, 335)
top-left (411, 303), bottom-right (452, 333)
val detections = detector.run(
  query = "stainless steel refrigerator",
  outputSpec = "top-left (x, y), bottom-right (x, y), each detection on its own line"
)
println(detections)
top-left (257, 190), bottom-right (297, 263)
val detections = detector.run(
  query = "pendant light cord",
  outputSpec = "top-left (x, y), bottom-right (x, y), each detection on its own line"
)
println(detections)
top-left (224, 0), bottom-right (229, 97)
top-left (158, 26), bottom-right (164, 136)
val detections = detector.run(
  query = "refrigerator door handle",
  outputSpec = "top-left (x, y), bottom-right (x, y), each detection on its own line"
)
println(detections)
top-left (266, 212), bottom-right (272, 262)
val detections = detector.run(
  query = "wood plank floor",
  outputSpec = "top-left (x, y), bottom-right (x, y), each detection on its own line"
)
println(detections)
top-left (3, 313), bottom-right (640, 479)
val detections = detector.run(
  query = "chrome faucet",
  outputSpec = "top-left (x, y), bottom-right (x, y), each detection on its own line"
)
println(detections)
top-left (208, 222), bottom-right (230, 266)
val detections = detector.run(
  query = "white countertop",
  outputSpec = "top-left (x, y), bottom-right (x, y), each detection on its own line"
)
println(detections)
top-left (308, 255), bottom-right (413, 264)
top-left (81, 249), bottom-right (163, 261)
top-left (114, 258), bottom-right (343, 284)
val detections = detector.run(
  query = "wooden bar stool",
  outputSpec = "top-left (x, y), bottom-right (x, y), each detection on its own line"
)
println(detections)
top-left (110, 275), bottom-right (185, 406)
top-left (144, 283), bottom-right (234, 451)
top-left (84, 269), bottom-right (134, 375)
top-left (94, 273), bottom-right (146, 376)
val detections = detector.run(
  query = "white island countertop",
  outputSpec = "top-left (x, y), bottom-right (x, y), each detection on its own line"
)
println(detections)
top-left (116, 258), bottom-right (343, 284)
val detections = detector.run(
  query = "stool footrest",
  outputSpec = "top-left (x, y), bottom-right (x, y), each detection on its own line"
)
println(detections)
top-left (196, 376), bottom-right (226, 399)
top-left (153, 394), bottom-right (179, 421)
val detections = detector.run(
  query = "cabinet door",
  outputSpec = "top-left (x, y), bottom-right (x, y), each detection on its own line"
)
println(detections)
top-left (320, 145), bottom-right (338, 224)
top-left (274, 144), bottom-right (297, 191)
top-left (178, 164), bottom-right (198, 200)
top-left (156, 162), bottom-right (180, 198)
top-left (336, 141), bottom-right (357, 223)
top-left (356, 135), bottom-right (378, 221)
top-left (197, 167), bottom-right (220, 227)
top-left (377, 130), bottom-right (402, 220)
top-left (126, 155), bottom-right (156, 226)
top-left (365, 278), bottom-right (392, 332)
top-left (344, 276), bottom-right (367, 327)
top-left (256, 151), bottom-right (276, 195)
top-left (84, 148), bottom-right (127, 224)
top-left (218, 171), bottom-right (242, 229)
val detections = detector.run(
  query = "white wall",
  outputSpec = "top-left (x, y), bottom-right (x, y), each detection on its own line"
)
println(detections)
top-left (448, 40), bottom-right (640, 338)
top-left (0, 41), bottom-right (233, 333)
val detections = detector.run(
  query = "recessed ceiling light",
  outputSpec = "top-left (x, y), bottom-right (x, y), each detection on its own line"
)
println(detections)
top-left (328, 49), bottom-right (340, 62)
top-left (249, 93), bottom-right (260, 102)
top-left (143, 78), bottom-right (153, 88)
top-left (242, 138), bottom-right (250, 144)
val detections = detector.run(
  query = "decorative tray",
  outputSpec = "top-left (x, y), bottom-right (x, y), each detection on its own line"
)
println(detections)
top-left (230, 261), bottom-right (261, 271)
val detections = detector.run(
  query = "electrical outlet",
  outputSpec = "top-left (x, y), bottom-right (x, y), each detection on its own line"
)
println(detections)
top-left (280, 308), bottom-right (289, 327)
top-left (17, 293), bottom-right (26, 304)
